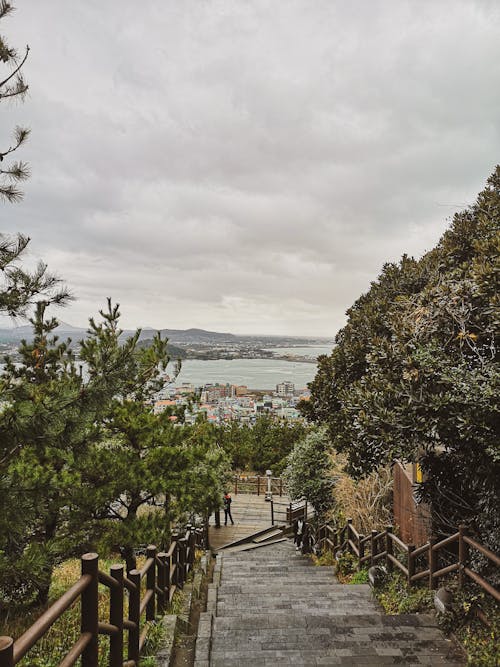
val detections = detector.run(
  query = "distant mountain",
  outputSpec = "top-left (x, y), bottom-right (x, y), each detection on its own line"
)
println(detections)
top-left (0, 324), bottom-right (237, 345)
top-left (154, 328), bottom-right (237, 344)
top-left (0, 322), bottom-right (331, 347)
top-left (0, 321), bottom-right (88, 342)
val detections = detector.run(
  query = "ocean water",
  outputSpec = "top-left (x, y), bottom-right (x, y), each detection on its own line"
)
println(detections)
top-left (173, 358), bottom-right (317, 390)
top-left (0, 346), bottom-right (332, 390)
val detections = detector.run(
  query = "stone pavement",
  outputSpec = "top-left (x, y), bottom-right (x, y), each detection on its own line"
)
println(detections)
top-left (196, 540), bottom-right (464, 666)
top-left (208, 493), bottom-right (289, 552)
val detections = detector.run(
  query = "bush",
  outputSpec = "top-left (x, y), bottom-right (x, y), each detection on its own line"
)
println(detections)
top-left (373, 572), bottom-right (433, 615)
top-left (349, 569), bottom-right (369, 584)
top-left (327, 455), bottom-right (393, 534)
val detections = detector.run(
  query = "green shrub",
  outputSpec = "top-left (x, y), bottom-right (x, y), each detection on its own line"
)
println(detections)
top-left (311, 550), bottom-right (335, 567)
top-left (349, 569), bottom-right (369, 584)
top-left (334, 551), bottom-right (357, 581)
top-left (436, 587), bottom-right (499, 666)
top-left (373, 572), bottom-right (433, 615)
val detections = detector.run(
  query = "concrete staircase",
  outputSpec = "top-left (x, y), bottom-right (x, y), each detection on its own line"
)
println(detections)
top-left (196, 540), bottom-right (464, 666)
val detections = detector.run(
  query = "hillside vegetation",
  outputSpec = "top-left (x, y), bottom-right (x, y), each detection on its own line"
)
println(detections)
top-left (302, 167), bottom-right (499, 556)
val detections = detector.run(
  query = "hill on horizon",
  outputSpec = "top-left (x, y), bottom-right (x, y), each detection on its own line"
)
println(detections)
top-left (0, 322), bottom-right (332, 345)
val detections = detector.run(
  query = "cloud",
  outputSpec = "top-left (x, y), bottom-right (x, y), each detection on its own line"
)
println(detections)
top-left (2, 0), bottom-right (499, 335)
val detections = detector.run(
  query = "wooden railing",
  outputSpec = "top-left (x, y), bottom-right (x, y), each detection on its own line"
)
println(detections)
top-left (0, 526), bottom-right (205, 667)
top-left (270, 499), bottom-right (308, 526)
top-left (233, 475), bottom-right (284, 496)
top-left (314, 520), bottom-right (500, 602)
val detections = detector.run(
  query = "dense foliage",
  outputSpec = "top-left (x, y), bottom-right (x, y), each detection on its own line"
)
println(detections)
top-left (304, 167), bottom-right (500, 554)
top-left (0, 301), bottom-right (230, 607)
top-left (282, 427), bottom-right (334, 518)
top-left (217, 416), bottom-right (309, 475)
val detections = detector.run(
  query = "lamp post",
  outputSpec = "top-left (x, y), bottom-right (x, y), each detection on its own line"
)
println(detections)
top-left (265, 469), bottom-right (272, 501)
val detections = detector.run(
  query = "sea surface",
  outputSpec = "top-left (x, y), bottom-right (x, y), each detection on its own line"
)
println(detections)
top-left (172, 345), bottom-right (333, 389)
top-left (0, 345), bottom-right (333, 390)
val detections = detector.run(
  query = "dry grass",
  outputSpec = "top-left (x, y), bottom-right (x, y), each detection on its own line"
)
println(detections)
top-left (328, 453), bottom-right (393, 534)
top-left (0, 554), bottom-right (172, 667)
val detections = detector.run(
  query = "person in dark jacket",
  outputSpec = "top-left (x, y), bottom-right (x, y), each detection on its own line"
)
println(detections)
top-left (293, 518), bottom-right (304, 550)
top-left (223, 492), bottom-right (234, 525)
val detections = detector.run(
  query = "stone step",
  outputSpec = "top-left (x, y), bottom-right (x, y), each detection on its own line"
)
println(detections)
top-left (201, 537), bottom-right (464, 666)
top-left (219, 537), bottom-right (288, 553)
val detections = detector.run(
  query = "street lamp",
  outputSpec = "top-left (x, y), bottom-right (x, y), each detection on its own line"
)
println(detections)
top-left (265, 469), bottom-right (272, 501)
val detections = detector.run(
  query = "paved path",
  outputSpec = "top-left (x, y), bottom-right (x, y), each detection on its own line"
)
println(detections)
top-left (202, 540), bottom-right (464, 666)
top-left (209, 493), bottom-right (290, 551)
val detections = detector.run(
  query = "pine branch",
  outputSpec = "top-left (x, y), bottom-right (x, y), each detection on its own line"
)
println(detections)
top-left (0, 182), bottom-right (22, 202)
top-left (0, 44), bottom-right (29, 90)
top-left (0, 2), bottom-right (14, 22)
top-left (0, 160), bottom-right (30, 180)
top-left (0, 125), bottom-right (30, 159)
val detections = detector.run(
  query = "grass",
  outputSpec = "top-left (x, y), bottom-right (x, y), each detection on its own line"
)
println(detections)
top-left (1, 555), bottom-right (181, 666)
top-left (371, 571), bottom-right (500, 666)
top-left (372, 571), bottom-right (434, 615)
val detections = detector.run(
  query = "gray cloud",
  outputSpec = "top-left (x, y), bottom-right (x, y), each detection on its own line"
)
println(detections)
top-left (2, 0), bottom-right (499, 335)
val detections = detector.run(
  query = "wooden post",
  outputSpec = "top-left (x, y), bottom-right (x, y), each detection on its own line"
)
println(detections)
top-left (204, 516), bottom-right (209, 549)
top-left (110, 564), bottom-right (124, 667)
top-left (166, 551), bottom-right (172, 604)
top-left (279, 478), bottom-right (283, 497)
top-left (81, 553), bottom-right (99, 667)
top-left (271, 500), bottom-right (275, 526)
top-left (347, 519), bottom-right (353, 555)
top-left (370, 530), bottom-right (378, 566)
top-left (0, 638), bottom-right (14, 667)
top-left (358, 534), bottom-right (364, 570)
top-left (190, 529), bottom-right (197, 566)
top-left (178, 538), bottom-right (187, 587)
top-left (458, 525), bottom-right (468, 589)
top-left (407, 545), bottom-right (415, 588)
top-left (257, 475), bottom-right (260, 495)
top-left (146, 545), bottom-right (157, 621)
top-left (234, 476), bottom-right (238, 495)
top-left (128, 569), bottom-right (141, 664)
top-left (429, 536), bottom-right (438, 590)
top-left (386, 527), bottom-right (394, 572)
top-left (170, 537), bottom-right (179, 588)
top-left (157, 552), bottom-right (167, 612)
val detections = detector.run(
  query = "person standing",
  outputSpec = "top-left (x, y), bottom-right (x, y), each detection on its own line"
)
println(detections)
top-left (293, 517), bottom-right (304, 551)
top-left (223, 491), bottom-right (234, 525)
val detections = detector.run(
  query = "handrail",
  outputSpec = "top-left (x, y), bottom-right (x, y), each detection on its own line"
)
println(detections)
top-left (463, 536), bottom-right (500, 567)
top-left (0, 522), bottom-right (207, 667)
top-left (389, 533), bottom-right (409, 553)
top-left (309, 519), bottom-right (499, 605)
top-left (12, 575), bottom-right (92, 662)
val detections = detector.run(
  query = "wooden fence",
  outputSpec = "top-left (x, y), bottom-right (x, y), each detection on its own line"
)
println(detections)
top-left (393, 461), bottom-right (431, 545)
top-left (232, 475), bottom-right (285, 496)
top-left (314, 519), bottom-right (500, 602)
top-left (0, 526), bottom-right (206, 667)
top-left (270, 499), bottom-right (308, 526)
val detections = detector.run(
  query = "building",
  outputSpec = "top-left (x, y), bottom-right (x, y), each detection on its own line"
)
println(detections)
top-left (276, 381), bottom-right (295, 397)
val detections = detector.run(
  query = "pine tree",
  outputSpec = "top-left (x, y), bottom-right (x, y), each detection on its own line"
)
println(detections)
top-left (1, 1), bottom-right (30, 203)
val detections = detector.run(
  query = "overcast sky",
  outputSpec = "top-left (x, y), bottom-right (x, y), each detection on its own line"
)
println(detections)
top-left (2, 0), bottom-right (499, 336)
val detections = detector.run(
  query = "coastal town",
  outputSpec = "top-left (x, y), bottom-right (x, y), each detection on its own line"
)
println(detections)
top-left (153, 380), bottom-right (309, 424)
